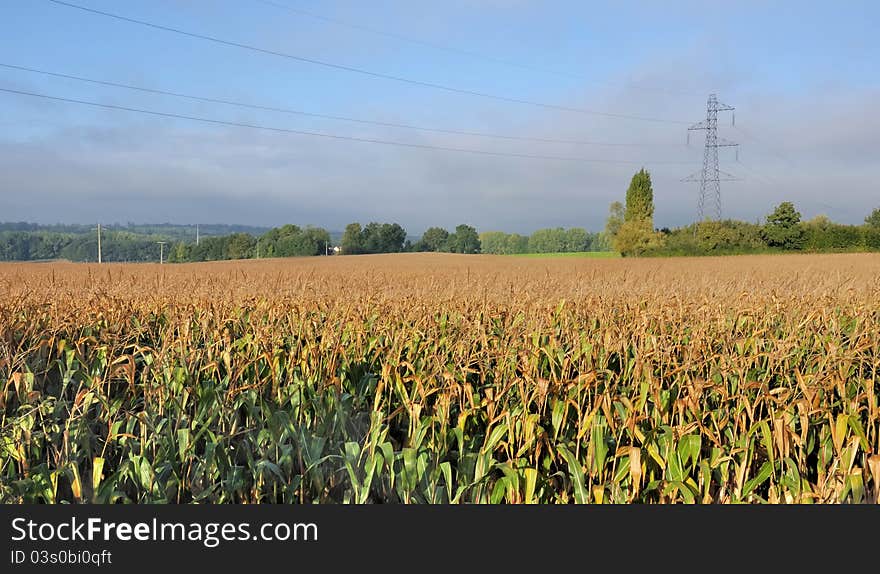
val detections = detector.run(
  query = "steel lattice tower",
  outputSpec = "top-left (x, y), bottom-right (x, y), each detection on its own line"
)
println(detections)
top-left (683, 94), bottom-right (738, 220)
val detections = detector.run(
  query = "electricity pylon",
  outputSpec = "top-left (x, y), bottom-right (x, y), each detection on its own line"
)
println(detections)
top-left (683, 93), bottom-right (739, 221)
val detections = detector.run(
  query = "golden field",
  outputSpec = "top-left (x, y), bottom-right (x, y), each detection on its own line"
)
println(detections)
top-left (1, 252), bottom-right (878, 503)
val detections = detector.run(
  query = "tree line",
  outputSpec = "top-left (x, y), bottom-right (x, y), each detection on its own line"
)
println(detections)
top-left (604, 169), bottom-right (880, 257)
top-left (3, 184), bottom-right (878, 261)
top-left (479, 228), bottom-right (608, 254)
top-left (0, 229), bottom-right (174, 262)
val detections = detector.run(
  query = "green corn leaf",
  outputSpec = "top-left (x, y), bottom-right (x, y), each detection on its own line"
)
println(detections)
top-left (743, 461), bottom-right (774, 498)
top-left (557, 445), bottom-right (588, 504)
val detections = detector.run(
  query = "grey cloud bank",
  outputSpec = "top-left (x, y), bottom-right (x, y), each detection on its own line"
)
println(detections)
top-left (1, 81), bottom-right (877, 233)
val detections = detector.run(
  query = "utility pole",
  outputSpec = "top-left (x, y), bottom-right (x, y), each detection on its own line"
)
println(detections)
top-left (157, 241), bottom-right (167, 264)
top-left (325, 241), bottom-right (328, 256)
top-left (683, 93), bottom-right (739, 221)
top-left (196, 224), bottom-right (200, 246)
top-left (92, 223), bottom-right (102, 263)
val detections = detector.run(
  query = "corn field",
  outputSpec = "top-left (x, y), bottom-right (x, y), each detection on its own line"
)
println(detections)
top-left (1, 253), bottom-right (879, 503)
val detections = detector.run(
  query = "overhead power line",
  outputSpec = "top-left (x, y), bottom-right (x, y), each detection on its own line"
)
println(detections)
top-left (251, 0), bottom-right (705, 98)
top-left (0, 63), bottom-right (680, 148)
top-left (252, 0), bottom-right (584, 79)
top-left (0, 86), bottom-right (700, 165)
top-left (733, 125), bottom-right (797, 169)
top-left (735, 161), bottom-right (847, 216)
top-left (43, 0), bottom-right (689, 125)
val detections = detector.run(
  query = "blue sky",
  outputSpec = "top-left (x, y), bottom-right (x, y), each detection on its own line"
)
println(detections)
top-left (1, 0), bottom-right (877, 232)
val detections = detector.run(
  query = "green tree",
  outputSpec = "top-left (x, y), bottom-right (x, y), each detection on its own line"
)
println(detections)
top-left (592, 231), bottom-right (614, 252)
top-left (304, 226), bottom-right (332, 255)
top-left (188, 236), bottom-right (226, 261)
top-left (358, 222), bottom-right (407, 253)
top-left (377, 223), bottom-right (407, 253)
top-left (506, 233), bottom-right (529, 254)
top-left (625, 168), bottom-right (654, 224)
top-left (341, 223), bottom-right (364, 254)
top-left (263, 225), bottom-right (331, 257)
top-left (605, 169), bottom-right (656, 256)
top-left (694, 220), bottom-right (766, 253)
top-left (420, 227), bottom-right (450, 252)
top-left (479, 231), bottom-right (509, 254)
top-left (169, 241), bottom-right (189, 262)
top-left (563, 227), bottom-right (590, 252)
top-left (342, 222), bottom-right (406, 254)
top-left (479, 231), bottom-right (528, 254)
top-left (802, 216), bottom-right (863, 251)
top-left (864, 207), bottom-right (880, 250)
top-left (446, 224), bottom-right (481, 254)
top-left (361, 222), bottom-right (383, 253)
top-left (225, 233), bottom-right (256, 259)
top-left (604, 201), bottom-right (625, 240)
top-left (528, 228), bottom-right (567, 253)
top-left (865, 227), bottom-right (880, 250)
top-left (613, 219), bottom-right (665, 257)
top-left (763, 202), bottom-right (805, 250)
